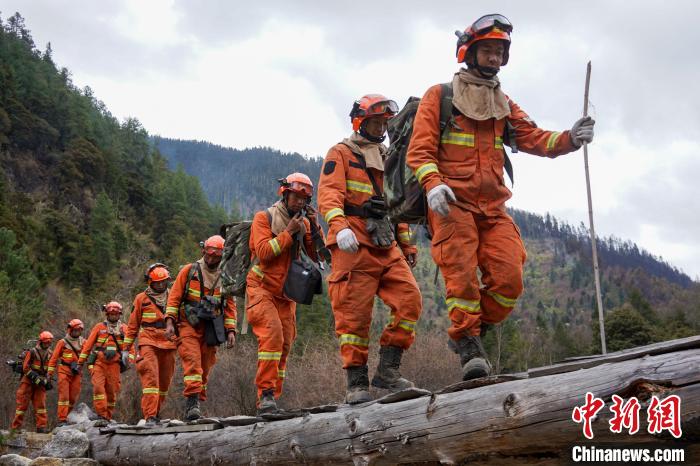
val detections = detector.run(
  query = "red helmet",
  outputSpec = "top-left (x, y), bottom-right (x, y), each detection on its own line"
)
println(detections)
top-left (456, 14), bottom-right (512, 65)
top-left (203, 235), bottom-right (225, 256)
top-left (349, 94), bottom-right (399, 132)
top-left (145, 263), bottom-right (170, 284)
top-left (67, 319), bottom-right (84, 331)
top-left (103, 301), bottom-right (123, 314)
top-left (277, 172), bottom-right (313, 198)
top-left (39, 331), bottom-right (54, 343)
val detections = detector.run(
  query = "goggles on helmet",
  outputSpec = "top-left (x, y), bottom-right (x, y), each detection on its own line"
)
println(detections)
top-left (470, 14), bottom-right (512, 36)
top-left (287, 181), bottom-right (313, 198)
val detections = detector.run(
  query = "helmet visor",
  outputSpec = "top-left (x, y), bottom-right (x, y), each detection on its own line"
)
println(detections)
top-left (288, 181), bottom-right (313, 198)
top-left (367, 100), bottom-right (399, 117)
top-left (204, 246), bottom-right (223, 257)
top-left (473, 14), bottom-right (513, 35)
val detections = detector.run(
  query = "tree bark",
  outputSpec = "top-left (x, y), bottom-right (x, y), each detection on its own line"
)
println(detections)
top-left (87, 338), bottom-right (700, 465)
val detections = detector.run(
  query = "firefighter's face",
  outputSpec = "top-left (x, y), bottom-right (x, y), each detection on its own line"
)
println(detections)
top-left (150, 279), bottom-right (168, 293)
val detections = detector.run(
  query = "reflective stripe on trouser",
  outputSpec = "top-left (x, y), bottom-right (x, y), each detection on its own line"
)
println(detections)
top-left (136, 344), bottom-right (176, 418)
top-left (246, 286), bottom-right (297, 401)
top-left (91, 359), bottom-right (121, 420)
top-left (11, 377), bottom-right (48, 429)
top-left (177, 329), bottom-right (217, 400)
top-left (328, 245), bottom-right (422, 368)
top-left (57, 366), bottom-right (82, 421)
top-left (428, 207), bottom-right (526, 340)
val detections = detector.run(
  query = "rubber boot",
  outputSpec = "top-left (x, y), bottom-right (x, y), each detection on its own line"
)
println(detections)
top-left (480, 322), bottom-right (493, 338)
top-left (257, 389), bottom-right (278, 415)
top-left (345, 366), bottom-right (372, 405)
top-left (184, 395), bottom-right (201, 421)
top-left (145, 416), bottom-right (159, 427)
top-left (449, 336), bottom-right (492, 381)
top-left (371, 346), bottom-right (414, 391)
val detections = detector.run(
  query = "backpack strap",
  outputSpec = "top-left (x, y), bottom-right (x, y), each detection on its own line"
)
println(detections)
top-left (348, 150), bottom-right (383, 196)
top-left (63, 338), bottom-right (81, 359)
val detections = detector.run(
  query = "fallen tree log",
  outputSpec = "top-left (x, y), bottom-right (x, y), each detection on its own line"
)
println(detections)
top-left (86, 337), bottom-right (700, 465)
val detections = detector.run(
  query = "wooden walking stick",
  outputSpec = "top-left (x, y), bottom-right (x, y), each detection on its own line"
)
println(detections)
top-left (582, 61), bottom-right (606, 354)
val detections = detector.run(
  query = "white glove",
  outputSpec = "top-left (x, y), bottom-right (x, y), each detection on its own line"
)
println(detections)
top-left (427, 184), bottom-right (456, 217)
top-left (570, 116), bottom-right (595, 147)
top-left (336, 228), bottom-right (359, 253)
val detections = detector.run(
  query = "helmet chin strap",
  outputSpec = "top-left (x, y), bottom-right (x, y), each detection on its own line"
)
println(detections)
top-left (467, 61), bottom-right (499, 78)
top-left (358, 123), bottom-right (386, 143)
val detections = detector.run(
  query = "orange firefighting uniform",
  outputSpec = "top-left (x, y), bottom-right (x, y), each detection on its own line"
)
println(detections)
top-left (407, 84), bottom-right (578, 340)
top-left (12, 346), bottom-right (51, 430)
top-left (319, 142), bottom-right (422, 369)
top-left (123, 291), bottom-right (176, 419)
top-left (79, 321), bottom-right (125, 419)
top-left (246, 209), bottom-right (319, 400)
top-left (48, 336), bottom-right (84, 422)
top-left (165, 263), bottom-right (237, 400)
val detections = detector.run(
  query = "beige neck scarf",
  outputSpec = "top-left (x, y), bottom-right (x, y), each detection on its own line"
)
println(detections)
top-left (64, 334), bottom-right (84, 348)
top-left (196, 258), bottom-right (221, 291)
top-left (146, 287), bottom-right (168, 309)
top-left (105, 320), bottom-right (122, 335)
top-left (341, 132), bottom-right (386, 171)
top-left (267, 200), bottom-right (307, 238)
top-left (452, 69), bottom-right (511, 121)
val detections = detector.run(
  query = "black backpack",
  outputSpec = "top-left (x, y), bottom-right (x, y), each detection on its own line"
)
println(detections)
top-left (383, 83), bottom-right (516, 224)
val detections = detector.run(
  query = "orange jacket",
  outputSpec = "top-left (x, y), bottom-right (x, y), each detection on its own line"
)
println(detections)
top-left (23, 346), bottom-right (51, 376)
top-left (318, 143), bottom-right (417, 255)
top-left (407, 84), bottom-right (577, 216)
top-left (47, 337), bottom-right (83, 376)
top-left (78, 322), bottom-right (125, 367)
top-left (165, 263), bottom-right (238, 333)
top-left (247, 210), bottom-right (318, 297)
top-left (123, 292), bottom-right (176, 351)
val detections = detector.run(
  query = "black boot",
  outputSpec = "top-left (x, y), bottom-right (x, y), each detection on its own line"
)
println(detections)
top-left (184, 395), bottom-right (201, 421)
top-left (371, 346), bottom-right (414, 391)
top-left (257, 389), bottom-right (278, 415)
top-left (345, 366), bottom-right (372, 404)
top-left (450, 336), bottom-right (492, 381)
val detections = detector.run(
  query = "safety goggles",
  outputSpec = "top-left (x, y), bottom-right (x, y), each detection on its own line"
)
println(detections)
top-left (287, 181), bottom-right (313, 198)
top-left (204, 246), bottom-right (223, 257)
top-left (472, 14), bottom-right (512, 34)
top-left (366, 100), bottom-right (398, 117)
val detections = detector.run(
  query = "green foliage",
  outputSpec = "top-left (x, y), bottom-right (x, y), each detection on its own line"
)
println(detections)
top-left (604, 304), bottom-right (655, 352)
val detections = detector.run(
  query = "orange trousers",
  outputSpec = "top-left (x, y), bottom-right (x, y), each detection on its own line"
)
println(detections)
top-left (176, 326), bottom-right (217, 400)
top-left (135, 345), bottom-right (175, 419)
top-left (57, 366), bottom-right (81, 421)
top-left (328, 245), bottom-right (422, 368)
top-left (11, 377), bottom-right (47, 429)
top-left (246, 286), bottom-right (297, 401)
top-left (91, 359), bottom-right (121, 419)
top-left (428, 207), bottom-right (527, 340)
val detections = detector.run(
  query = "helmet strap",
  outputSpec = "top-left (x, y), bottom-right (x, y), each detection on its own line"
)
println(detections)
top-left (358, 121), bottom-right (386, 143)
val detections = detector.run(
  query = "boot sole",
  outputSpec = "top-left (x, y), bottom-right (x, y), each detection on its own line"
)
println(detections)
top-left (371, 376), bottom-right (414, 391)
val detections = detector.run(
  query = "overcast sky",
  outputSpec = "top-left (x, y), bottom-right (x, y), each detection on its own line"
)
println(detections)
top-left (4, 1), bottom-right (699, 279)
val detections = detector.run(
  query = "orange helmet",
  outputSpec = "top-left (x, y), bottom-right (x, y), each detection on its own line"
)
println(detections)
top-left (349, 94), bottom-right (399, 132)
top-left (39, 331), bottom-right (54, 343)
top-left (67, 319), bottom-right (84, 331)
top-left (145, 262), bottom-right (170, 284)
top-left (456, 14), bottom-right (512, 65)
top-left (202, 235), bottom-right (225, 256)
top-left (277, 172), bottom-right (313, 199)
top-left (103, 301), bottom-right (123, 314)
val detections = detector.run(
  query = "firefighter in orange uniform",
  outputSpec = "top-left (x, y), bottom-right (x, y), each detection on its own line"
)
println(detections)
top-left (247, 173), bottom-right (323, 414)
top-left (11, 331), bottom-right (54, 432)
top-left (123, 263), bottom-right (176, 425)
top-left (79, 302), bottom-right (126, 420)
top-left (406, 14), bottom-right (595, 380)
top-left (164, 236), bottom-right (237, 421)
top-left (48, 320), bottom-right (85, 426)
top-left (319, 94), bottom-right (422, 404)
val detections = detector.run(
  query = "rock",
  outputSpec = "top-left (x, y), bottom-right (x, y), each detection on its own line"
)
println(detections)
top-left (39, 430), bottom-right (88, 459)
top-left (63, 460), bottom-right (98, 466)
top-left (66, 404), bottom-right (96, 426)
top-left (0, 454), bottom-right (31, 466)
top-left (27, 459), bottom-right (61, 466)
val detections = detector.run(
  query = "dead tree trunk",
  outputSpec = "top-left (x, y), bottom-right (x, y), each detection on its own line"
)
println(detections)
top-left (86, 337), bottom-right (700, 465)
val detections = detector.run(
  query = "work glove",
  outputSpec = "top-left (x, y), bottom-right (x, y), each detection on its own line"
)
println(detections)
top-left (427, 184), bottom-right (456, 217)
top-left (570, 116), bottom-right (595, 147)
top-left (336, 228), bottom-right (359, 253)
top-left (121, 351), bottom-right (130, 368)
top-left (44, 378), bottom-right (53, 390)
top-left (366, 217), bottom-right (394, 249)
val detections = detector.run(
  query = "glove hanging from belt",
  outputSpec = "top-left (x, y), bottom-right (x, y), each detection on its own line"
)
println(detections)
top-left (366, 217), bottom-right (395, 249)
